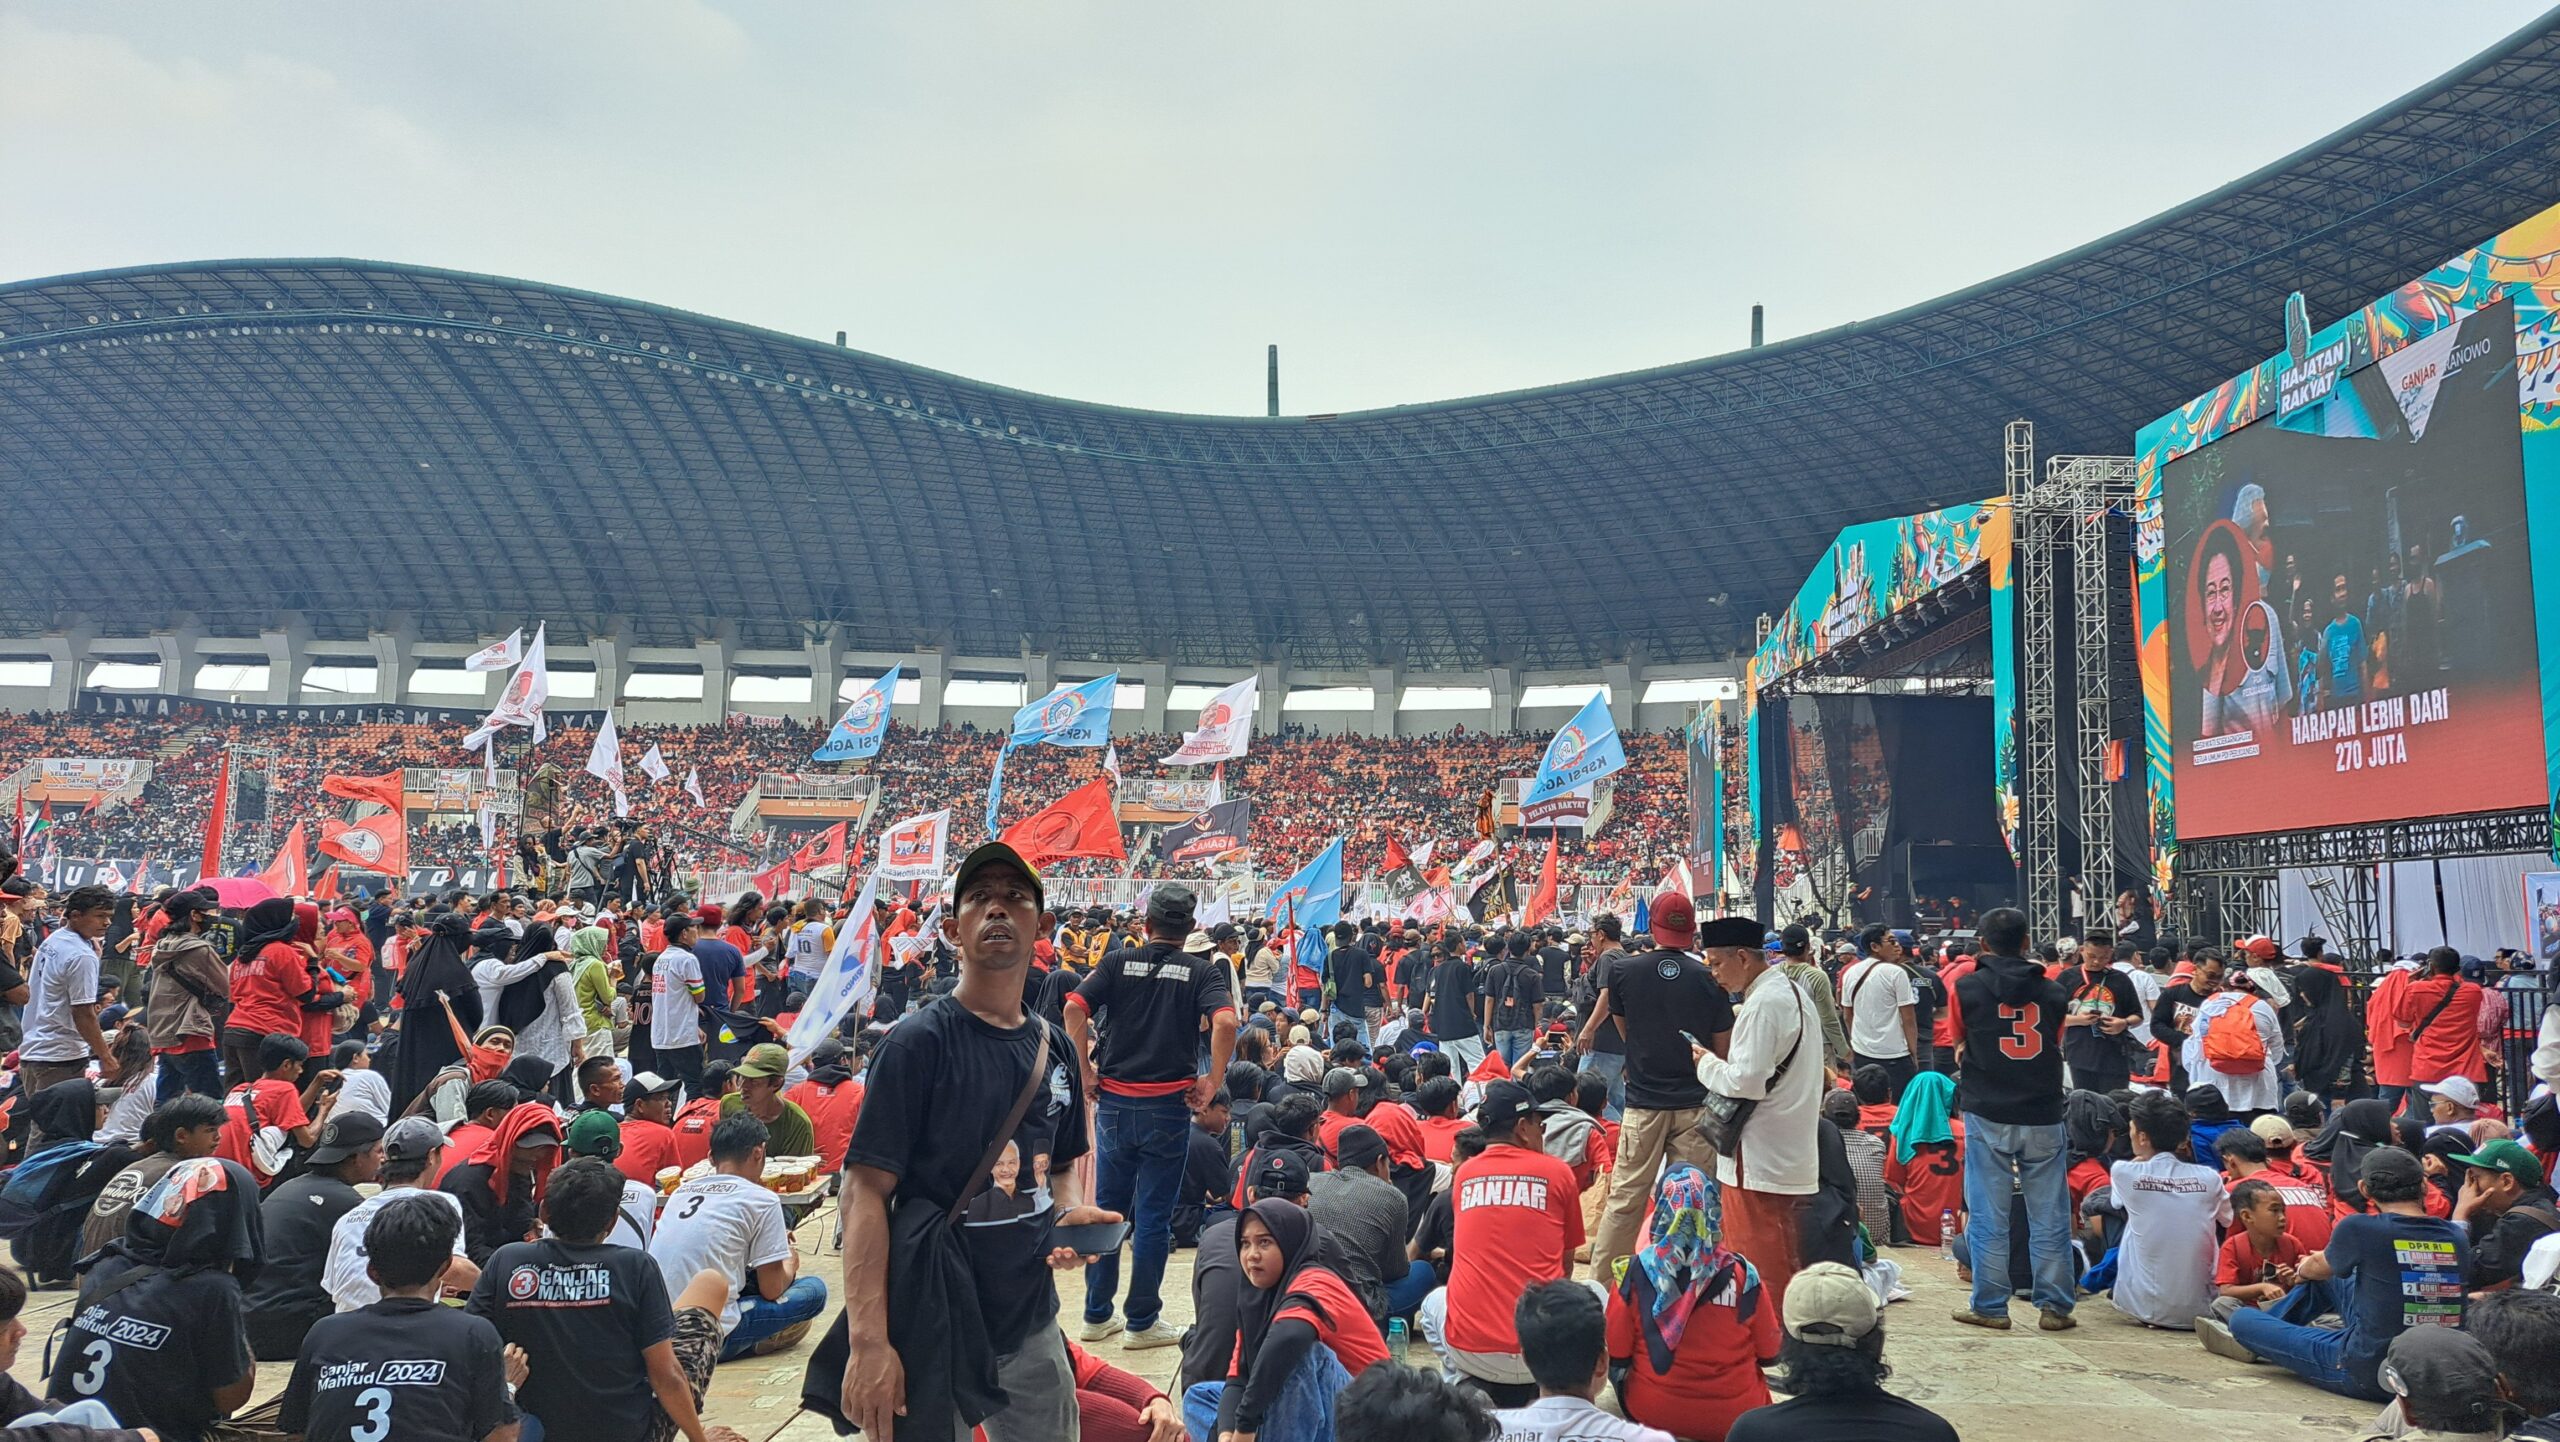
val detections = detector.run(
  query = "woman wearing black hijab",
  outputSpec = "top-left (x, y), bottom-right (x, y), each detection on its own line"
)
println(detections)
top-left (1205, 1197), bottom-right (1388, 1439)
top-left (49, 1155), bottom-right (263, 1437)
top-left (2287, 962), bottom-right (2358, 1100)
top-left (387, 912), bottom-right (479, 1116)
top-left (2308, 1098), bottom-right (2396, 1213)
top-left (492, 922), bottom-right (575, 1095)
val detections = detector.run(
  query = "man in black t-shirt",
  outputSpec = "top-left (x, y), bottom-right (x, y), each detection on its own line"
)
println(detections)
top-left (2149, 950), bottom-right (2226, 1095)
top-left (468, 1158), bottom-right (736, 1442)
top-left (1422, 938), bottom-right (1485, 1073)
top-left (246, 1111), bottom-right (385, 1360)
top-left (1326, 923), bottom-right (1385, 1047)
top-left (1948, 906), bottom-right (2074, 1332)
top-left (1583, 891), bottom-right (1734, 1273)
top-left (1535, 928), bottom-right (1571, 1011)
top-left (841, 842), bottom-right (1115, 1442)
top-left (1480, 932), bottom-right (1545, 1064)
top-left (2058, 929), bottom-right (2144, 1094)
top-left (1575, 916), bottom-right (1630, 1117)
top-left (1065, 884), bottom-right (1236, 1349)
top-left (283, 1191), bottom-right (518, 1442)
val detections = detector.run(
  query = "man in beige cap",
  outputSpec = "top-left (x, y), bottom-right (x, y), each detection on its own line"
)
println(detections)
top-left (723, 1041), bottom-right (814, 1158)
top-left (1726, 1261), bottom-right (1958, 1442)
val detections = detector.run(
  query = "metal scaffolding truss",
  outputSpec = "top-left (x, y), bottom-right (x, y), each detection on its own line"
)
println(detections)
top-left (2174, 808), bottom-right (2549, 947)
top-left (2011, 434), bottom-right (2140, 940)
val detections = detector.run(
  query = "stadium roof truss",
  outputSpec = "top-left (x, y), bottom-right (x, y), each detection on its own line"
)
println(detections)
top-left (3, 13), bottom-right (2559, 670)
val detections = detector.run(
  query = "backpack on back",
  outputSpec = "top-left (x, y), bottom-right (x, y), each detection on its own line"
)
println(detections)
top-left (2201, 1000), bottom-right (2267, 1074)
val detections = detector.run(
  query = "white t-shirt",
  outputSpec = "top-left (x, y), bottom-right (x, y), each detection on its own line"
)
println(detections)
top-left (1493, 1395), bottom-right (1673, 1442)
top-left (2107, 1152), bottom-right (2229, 1328)
top-left (1837, 956), bottom-right (1916, 1059)
top-left (325, 1186), bottom-right (470, 1311)
top-left (98, 1065), bottom-right (155, 1144)
top-left (22, 928), bottom-right (100, 1064)
top-left (648, 1172), bottom-right (791, 1336)
top-left (651, 946), bottom-right (704, 1051)
top-left (603, 1176), bottom-right (658, 1252)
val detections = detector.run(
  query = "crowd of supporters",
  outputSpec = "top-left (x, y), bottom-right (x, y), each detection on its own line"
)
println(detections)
top-left (7, 712), bottom-right (1690, 890)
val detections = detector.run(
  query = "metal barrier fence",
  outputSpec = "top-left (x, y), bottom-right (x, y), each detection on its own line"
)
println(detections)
top-left (2335, 967), bottom-right (2551, 1116)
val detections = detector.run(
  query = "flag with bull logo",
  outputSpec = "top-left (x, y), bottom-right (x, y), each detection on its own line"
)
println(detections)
top-left (815, 666), bottom-right (901, 763)
top-left (1525, 692), bottom-right (1627, 806)
top-left (986, 673), bottom-right (1117, 832)
top-left (463, 622), bottom-right (550, 749)
top-left (1000, 780), bottom-right (1124, 869)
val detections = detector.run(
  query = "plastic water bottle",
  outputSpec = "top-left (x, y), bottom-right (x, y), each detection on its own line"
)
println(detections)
top-left (1387, 1318), bottom-right (1409, 1355)
top-left (1940, 1210), bottom-right (1957, 1260)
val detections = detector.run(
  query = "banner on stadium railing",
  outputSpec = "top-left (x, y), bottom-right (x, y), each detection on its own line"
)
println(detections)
top-left (76, 690), bottom-right (609, 730)
top-left (41, 856), bottom-right (512, 895)
top-left (22, 758), bottom-right (147, 806)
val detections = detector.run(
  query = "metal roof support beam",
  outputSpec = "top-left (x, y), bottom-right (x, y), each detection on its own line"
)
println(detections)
top-left (914, 647), bottom-right (948, 731)
top-left (1489, 666), bottom-right (1519, 737)
top-left (589, 632), bottom-right (626, 713)
top-left (1130, 660), bottom-right (1169, 737)
top-left (806, 627), bottom-right (845, 726)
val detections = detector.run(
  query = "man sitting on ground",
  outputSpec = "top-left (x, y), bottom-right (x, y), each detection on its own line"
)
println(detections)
top-left (245, 1112), bottom-right (387, 1359)
top-left (281, 1192), bottom-right (520, 1442)
top-left (327, 1116), bottom-right (478, 1312)
top-left (649, 1113), bottom-right (830, 1361)
top-left (616, 1071), bottom-right (684, 1185)
top-left (719, 1043), bottom-right (816, 1160)
top-left (1494, 1279), bottom-right (1672, 1442)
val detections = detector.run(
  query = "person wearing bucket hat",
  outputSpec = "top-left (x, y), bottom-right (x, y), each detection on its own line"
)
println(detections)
top-left (1724, 1260), bottom-right (1957, 1442)
top-left (722, 1041), bottom-right (816, 1160)
top-left (2446, 1138), bottom-right (2558, 1291)
top-left (834, 838), bottom-right (1114, 1442)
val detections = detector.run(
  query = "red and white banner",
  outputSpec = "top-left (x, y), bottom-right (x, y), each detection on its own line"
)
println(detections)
top-left (256, 820), bottom-right (309, 898)
top-left (464, 623), bottom-right (550, 749)
top-left (319, 812), bottom-right (407, 876)
top-left (1163, 676), bottom-right (1258, 766)
top-left (877, 809), bottom-right (950, 882)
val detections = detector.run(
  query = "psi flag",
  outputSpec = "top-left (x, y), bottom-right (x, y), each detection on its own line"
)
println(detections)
top-left (1526, 693), bottom-right (1627, 806)
top-left (1162, 799), bottom-right (1251, 864)
top-left (462, 629), bottom-right (525, 673)
top-left (1001, 780), bottom-right (1125, 869)
top-left (464, 623), bottom-right (551, 749)
top-left (876, 810), bottom-right (951, 882)
top-left (1163, 675), bottom-right (1258, 765)
top-left (815, 667), bottom-right (900, 762)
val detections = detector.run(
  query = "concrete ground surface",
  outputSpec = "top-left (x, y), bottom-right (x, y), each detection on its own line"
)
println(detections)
top-left (5, 1193), bottom-right (2375, 1441)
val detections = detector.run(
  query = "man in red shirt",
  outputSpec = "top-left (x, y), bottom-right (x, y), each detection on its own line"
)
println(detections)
top-left (614, 1070), bottom-right (683, 1185)
top-left (1426, 1080), bottom-right (1587, 1401)
top-left (783, 1037), bottom-right (865, 1174)
top-left (2396, 950), bottom-right (2487, 1101)
top-left (668, 1059), bottom-right (736, 1170)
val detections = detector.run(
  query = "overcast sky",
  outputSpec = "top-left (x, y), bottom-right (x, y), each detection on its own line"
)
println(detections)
top-left (4, 2), bottom-right (2548, 416)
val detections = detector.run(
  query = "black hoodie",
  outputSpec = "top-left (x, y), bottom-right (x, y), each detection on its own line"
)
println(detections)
top-left (1954, 951), bottom-right (2067, 1126)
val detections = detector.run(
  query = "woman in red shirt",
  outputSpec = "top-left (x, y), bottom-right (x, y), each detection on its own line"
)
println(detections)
top-left (1882, 1070), bottom-right (1965, 1247)
top-left (1204, 1198), bottom-right (1387, 1440)
top-left (1604, 1162), bottom-right (1778, 1442)
top-left (224, 899), bottom-right (315, 1088)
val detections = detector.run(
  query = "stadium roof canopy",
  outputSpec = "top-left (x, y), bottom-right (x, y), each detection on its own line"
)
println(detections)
top-left (5, 15), bottom-right (2560, 672)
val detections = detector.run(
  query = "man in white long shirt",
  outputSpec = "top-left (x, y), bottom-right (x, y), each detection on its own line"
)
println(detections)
top-left (470, 925), bottom-right (585, 1091)
top-left (1693, 913), bottom-right (1824, 1310)
top-left (2182, 973), bottom-right (2286, 1113)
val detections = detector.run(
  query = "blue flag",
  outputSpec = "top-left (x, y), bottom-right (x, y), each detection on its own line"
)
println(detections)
top-left (1633, 894), bottom-right (1651, 938)
top-left (1008, 673), bottom-right (1118, 750)
top-left (1266, 836), bottom-right (1345, 934)
top-left (987, 673), bottom-right (1120, 832)
top-left (814, 666), bottom-right (901, 762)
top-left (1526, 692), bottom-right (1627, 805)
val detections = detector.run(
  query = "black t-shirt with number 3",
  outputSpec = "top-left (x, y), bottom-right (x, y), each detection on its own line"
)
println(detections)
top-left (45, 1256), bottom-right (252, 1439)
top-left (278, 1296), bottom-right (515, 1442)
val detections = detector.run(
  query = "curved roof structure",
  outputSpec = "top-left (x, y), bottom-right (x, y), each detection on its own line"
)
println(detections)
top-left (5, 15), bottom-right (2560, 671)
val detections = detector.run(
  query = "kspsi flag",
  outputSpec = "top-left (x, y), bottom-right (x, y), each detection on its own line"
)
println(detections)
top-left (1264, 836), bottom-right (1344, 934)
top-left (986, 673), bottom-right (1118, 831)
top-left (1525, 692), bottom-right (1627, 806)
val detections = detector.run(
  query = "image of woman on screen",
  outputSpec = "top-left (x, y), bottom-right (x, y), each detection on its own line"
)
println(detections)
top-left (2190, 518), bottom-right (2296, 739)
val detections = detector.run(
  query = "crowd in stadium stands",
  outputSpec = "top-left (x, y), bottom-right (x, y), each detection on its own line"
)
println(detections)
top-left (4, 711), bottom-right (1688, 888)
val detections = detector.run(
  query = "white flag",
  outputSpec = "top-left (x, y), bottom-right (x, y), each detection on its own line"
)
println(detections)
top-left (637, 743), bottom-right (671, 783)
top-left (1101, 744), bottom-right (1121, 786)
top-left (586, 712), bottom-right (629, 817)
top-left (463, 628), bottom-right (525, 673)
top-left (1162, 676), bottom-right (1258, 765)
top-left (877, 809), bottom-right (951, 882)
top-left (789, 865), bottom-right (887, 1054)
top-left (1411, 839), bottom-right (1438, 870)
top-left (684, 767), bottom-right (705, 807)
top-left (464, 622), bottom-right (550, 749)
top-left (479, 800), bottom-right (497, 851)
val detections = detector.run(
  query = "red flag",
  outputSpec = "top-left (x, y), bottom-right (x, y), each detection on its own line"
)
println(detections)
top-left (202, 752), bottom-right (231, 878)
top-left (321, 769), bottom-right (406, 814)
top-left (750, 859), bottom-right (795, 897)
top-left (789, 822), bottom-right (848, 876)
top-left (1000, 779), bottom-right (1125, 868)
top-left (1521, 833), bottom-right (1560, 928)
top-left (319, 813), bottom-right (408, 878)
top-left (1468, 1047), bottom-right (1513, 1083)
top-left (1382, 833), bottom-right (1411, 874)
top-left (313, 866), bottom-right (340, 902)
top-left (255, 820), bottom-right (309, 897)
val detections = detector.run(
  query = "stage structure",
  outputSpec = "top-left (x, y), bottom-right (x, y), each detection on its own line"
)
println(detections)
top-left (2136, 197), bottom-right (2560, 953)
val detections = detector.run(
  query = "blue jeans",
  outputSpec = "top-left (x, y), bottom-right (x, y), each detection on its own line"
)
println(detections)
top-left (156, 1047), bottom-right (223, 1103)
top-left (1960, 1113), bottom-right (2075, 1317)
top-left (1329, 1010), bottom-right (1371, 1049)
top-left (2226, 1276), bottom-right (2385, 1401)
top-left (1576, 1051), bottom-right (1626, 1120)
top-left (1494, 1029), bottom-right (1533, 1065)
top-left (1384, 1256), bottom-right (1438, 1321)
top-left (1086, 1092), bottom-right (1193, 1332)
top-left (717, 1275), bottom-right (831, 1361)
top-left (1182, 1342), bottom-right (1351, 1442)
